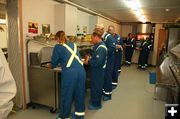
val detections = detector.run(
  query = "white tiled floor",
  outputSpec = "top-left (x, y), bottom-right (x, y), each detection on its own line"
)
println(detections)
top-left (8, 64), bottom-right (165, 119)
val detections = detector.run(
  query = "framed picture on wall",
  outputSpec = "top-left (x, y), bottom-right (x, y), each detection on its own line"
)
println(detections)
top-left (42, 24), bottom-right (50, 34)
top-left (28, 22), bottom-right (38, 34)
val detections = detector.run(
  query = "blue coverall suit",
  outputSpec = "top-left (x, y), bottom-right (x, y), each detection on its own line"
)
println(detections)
top-left (125, 38), bottom-right (135, 64)
top-left (102, 33), bottom-right (116, 99)
top-left (89, 41), bottom-right (107, 107)
top-left (138, 41), bottom-right (148, 69)
top-left (51, 42), bottom-right (86, 119)
top-left (145, 41), bottom-right (153, 66)
top-left (112, 34), bottom-right (123, 87)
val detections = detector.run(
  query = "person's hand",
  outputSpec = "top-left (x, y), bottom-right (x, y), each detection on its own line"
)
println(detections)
top-left (46, 63), bottom-right (52, 68)
top-left (83, 55), bottom-right (90, 65)
top-left (116, 44), bottom-right (123, 49)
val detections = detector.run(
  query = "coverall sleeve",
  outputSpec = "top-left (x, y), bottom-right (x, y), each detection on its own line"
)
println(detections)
top-left (51, 45), bottom-right (62, 68)
top-left (106, 35), bottom-right (116, 54)
top-left (89, 48), bottom-right (106, 67)
top-left (120, 37), bottom-right (124, 46)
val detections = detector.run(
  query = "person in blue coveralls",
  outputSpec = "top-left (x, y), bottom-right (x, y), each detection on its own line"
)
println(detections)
top-left (102, 25), bottom-right (122, 101)
top-left (112, 33), bottom-right (123, 89)
top-left (138, 38), bottom-right (153, 69)
top-left (138, 39), bottom-right (148, 69)
top-left (51, 31), bottom-right (86, 119)
top-left (84, 28), bottom-right (107, 110)
top-left (145, 37), bottom-right (153, 67)
top-left (125, 33), bottom-right (135, 65)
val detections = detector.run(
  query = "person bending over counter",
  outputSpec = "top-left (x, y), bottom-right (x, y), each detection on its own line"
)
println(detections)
top-left (51, 31), bottom-right (86, 119)
top-left (84, 28), bottom-right (107, 110)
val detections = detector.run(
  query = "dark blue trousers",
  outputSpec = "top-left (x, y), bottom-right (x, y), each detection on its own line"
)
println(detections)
top-left (103, 54), bottom-right (115, 97)
top-left (59, 68), bottom-right (86, 118)
top-left (138, 50), bottom-right (146, 67)
top-left (90, 68), bottom-right (105, 106)
top-left (145, 50), bottom-right (150, 65)
top-left (125, 47), bottom-right (134, 63)
top-left (112, 51), bottom-right (122, 85)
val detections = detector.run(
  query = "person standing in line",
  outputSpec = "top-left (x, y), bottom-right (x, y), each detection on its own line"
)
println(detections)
top-left (145, 37), bottom-right (153, 67)
top-left (125, 33), bottom-right (135, 65)
top-left (138, 39), bottom-right (148, 69)
top-left (51, 31), bottom-right (86, 119)
top-left (102, 25), bottom-right (122, 101)
top-left (112, 33), bottom-right (123, 90)
top-left (84, 28), bottom-right (107, 110)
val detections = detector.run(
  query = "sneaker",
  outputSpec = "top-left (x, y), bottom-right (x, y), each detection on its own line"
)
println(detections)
top-left (112, 85), bottom-right (117, 90)
top-left (103, 95), bottom-right (111, 101)
top-left (88, 104), bottom-right (102, 110)
top-left (71, 113), bottom-right (84, 119)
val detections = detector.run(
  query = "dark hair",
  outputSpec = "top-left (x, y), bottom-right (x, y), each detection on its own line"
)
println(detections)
top-left (128, 33), bottom-right (132, 37)
top-left (55, 30), bottom-right (66, 44)
top-left (92, 28), bottom-right (103, 38)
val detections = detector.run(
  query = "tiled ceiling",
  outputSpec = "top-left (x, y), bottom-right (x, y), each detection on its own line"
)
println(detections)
top-left (69, 0), bottom-right (180, 23)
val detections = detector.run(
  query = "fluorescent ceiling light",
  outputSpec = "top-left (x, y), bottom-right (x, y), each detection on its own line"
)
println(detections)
top-left (134, 10), bottom-right (141, 17)
top-left (126, 0), bottom-right (139, 10)
top-left (125, 0), bottom-right (147, 22)
top-left (0, 19), bottom-right (6, 24)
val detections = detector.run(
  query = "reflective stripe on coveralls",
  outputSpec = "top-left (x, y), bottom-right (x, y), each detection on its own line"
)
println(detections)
top-left (103, 89), bottom-right (112, 95)
top-left (63, 43), bottom-right (83, 67)
top-left (131, 39), bottom-right (134, 48)
top-left (96, 45), bottom-right (107, 69)
top-left (57, 117), bottom-right (70, 119)
top-left (104, 34), bottom-right (111, 41)
top-left (75, 112), bottom-right (85, 116)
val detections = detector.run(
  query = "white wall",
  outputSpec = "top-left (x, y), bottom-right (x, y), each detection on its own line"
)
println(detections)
top-left (77, 10), bottom-right (91, 34)
top-left (22, 0), bottom-right (58, 103)
top-left (54, 4), bottom-right (65, 33)
top-left (22, 0), bottom-right (58, 37)
top-left (0, 24), bottom-right (7, 48)
top-left (97, 16), bottom-right (121, 34)
top-left (65, 4), bottom-right (77, 35)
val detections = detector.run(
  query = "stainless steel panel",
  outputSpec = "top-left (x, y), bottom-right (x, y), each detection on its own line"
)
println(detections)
top-left (168, 28), bottom-right (180, 51)
top-left (7, 0), bottom-right (23, 108)
top-left (137, 24), bottom-right (152, 34)
top-left (28, 66), bottom-right (59, 109)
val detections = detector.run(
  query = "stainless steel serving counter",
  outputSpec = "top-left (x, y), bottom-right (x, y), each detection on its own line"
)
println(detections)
top-left (155, 44), bottom-right (180, 104)
top-left (28, 66), bottom-right (61, 112)
top-left (26, 38), bottom-right (92, 113)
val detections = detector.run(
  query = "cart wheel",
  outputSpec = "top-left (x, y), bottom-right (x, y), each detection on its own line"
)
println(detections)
top-left (50, 108), bottom-right (57, 113)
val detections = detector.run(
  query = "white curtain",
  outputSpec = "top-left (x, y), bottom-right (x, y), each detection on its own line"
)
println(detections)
top-left (0, 49), bottom-right (17, 119)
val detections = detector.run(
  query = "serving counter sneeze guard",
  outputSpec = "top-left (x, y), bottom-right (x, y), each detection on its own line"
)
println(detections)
top-left (26, 37), bottom-right (92, 113)
top-left (155, 44), bottom-right (180, 104)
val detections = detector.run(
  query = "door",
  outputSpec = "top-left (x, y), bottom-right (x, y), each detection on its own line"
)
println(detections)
top-left (157, 29), bottom-right (168, 62)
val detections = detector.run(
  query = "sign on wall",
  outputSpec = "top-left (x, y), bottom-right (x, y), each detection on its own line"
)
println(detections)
top-left (28, 22), bottom-right (38, 34)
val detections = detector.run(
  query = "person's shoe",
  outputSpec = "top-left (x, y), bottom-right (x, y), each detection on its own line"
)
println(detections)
top-left (71, 113), bottom-right (76, 119)
top-left (112, 85), bottom-right (117, 90)
top-left (88, 104), bottom-right (102, 110)
top-left (71, 112), bottom-right (84, 119)
top-left (103, 95), bottom-right (111, 101)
